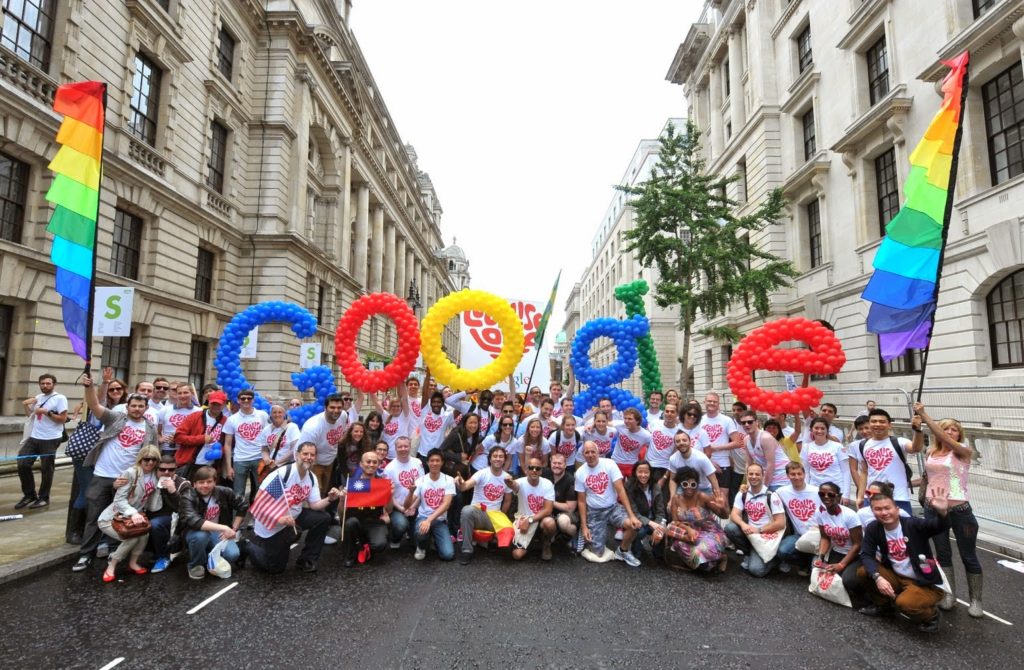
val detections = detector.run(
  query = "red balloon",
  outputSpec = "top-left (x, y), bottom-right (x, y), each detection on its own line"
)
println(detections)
top-left (335, 293), bottom-right (421, 393)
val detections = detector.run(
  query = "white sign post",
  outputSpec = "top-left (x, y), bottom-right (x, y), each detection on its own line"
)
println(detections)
top-left (92, 287), bottom-right (134, 337)
top-left (300, 343), bottom-right (321, 369)
top-left (240, 327), bottom-right (258, 359)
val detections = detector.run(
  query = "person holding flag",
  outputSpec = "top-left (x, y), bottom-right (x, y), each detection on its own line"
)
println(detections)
top-left (243, 442), bottom-right (341, 574)
top-left (455, 446), bottom-right (515, 565)
top-left (341, 450), bottom-right (394, 567)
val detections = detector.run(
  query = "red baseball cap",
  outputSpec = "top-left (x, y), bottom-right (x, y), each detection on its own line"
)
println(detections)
top-left (207, 391), bottom-right (228, 404)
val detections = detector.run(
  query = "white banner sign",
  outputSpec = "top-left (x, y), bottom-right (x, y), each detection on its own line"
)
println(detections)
top-left (92, 287), bottom-right (134, 337)
top-left (240, 327), bottom-right (258, 359)
top-left (460, 297), bottom-right (550, 393)
top-left (300, 342), bottom-right (321, 369)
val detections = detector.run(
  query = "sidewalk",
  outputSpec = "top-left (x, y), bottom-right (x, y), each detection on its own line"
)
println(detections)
top-left (0, 466), bottom-right (78, 585)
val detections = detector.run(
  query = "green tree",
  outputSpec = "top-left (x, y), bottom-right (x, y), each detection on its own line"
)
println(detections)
top-left (619, 120), bottom-right (798, 399)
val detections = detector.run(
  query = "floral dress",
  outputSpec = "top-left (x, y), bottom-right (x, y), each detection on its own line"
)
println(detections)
top-left (669, 504), bottom-right (727, 571)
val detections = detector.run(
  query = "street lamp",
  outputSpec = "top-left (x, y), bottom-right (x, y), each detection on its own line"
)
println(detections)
top-left (406, 279), bottom-right (421, 315)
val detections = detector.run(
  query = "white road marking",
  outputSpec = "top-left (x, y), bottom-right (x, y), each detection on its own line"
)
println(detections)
top-left (186, 581), bottom-right (238, 615)
top-left (955, 599), bottom-right (1013, 625)
top-left (98, 658), bottom-right (125, 670)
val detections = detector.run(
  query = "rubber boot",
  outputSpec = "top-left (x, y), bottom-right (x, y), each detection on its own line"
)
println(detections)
top-left (939, 569), bottom-right (956, 611)
top-left (967, 572), bottom-right (984, 618)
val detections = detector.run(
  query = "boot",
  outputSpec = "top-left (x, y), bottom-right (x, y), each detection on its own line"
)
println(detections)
top-left (967, 572), bottom-right (984, 618)
top-left (66, 507), bottom-right (86, 545)
top-left (939, 570), bottom-right (956, 611)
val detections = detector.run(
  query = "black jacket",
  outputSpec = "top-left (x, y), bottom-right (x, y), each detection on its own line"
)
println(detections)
top-left (860, 513), bottom-right (951, 586)
top-left (627, 482), bottom-right (666, 525)
top-left (179, 485), bottom-right (249, 533)
top-left (151, 474), bottom-right (191, 518)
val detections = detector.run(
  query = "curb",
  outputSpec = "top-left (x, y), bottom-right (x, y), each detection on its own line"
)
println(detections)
top-left (0, 544), bottom-right (78, 586)
top-left (977, 532), bottom-right (1024, 561)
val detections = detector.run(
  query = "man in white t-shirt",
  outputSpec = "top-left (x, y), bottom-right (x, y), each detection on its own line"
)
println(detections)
top-left (665, 431), bottom-right (719, 498)
top-left (739, 411), bottom-right (790, 490)
top-left (852, 408), bottom-right (920, 514)
top-left (382, 436), bottom-right (424, 550)
top-left (299, 393), bottom-right (349, 494)
top-left (405, 448), bottom-right (456, 561)
top-left (417, 392), bottom-right (454, 459)
top-left (158, 385), bottom-right (200, 455)
top-left (725, 463), bottom-right (787, 577)
top-left (549, 382), bottom-right (564, 418)
top-left (16, 373), bottom-right (69, 509)
top-left (455, 444), bottom-right (514, 564)
top-left (508, 456), bottom-right (556, 561)
top-left (775, 461), bottom-right (820, 575)
top-left (377, 385), bottom-right (415, 459)
top-left (243, 442), bottom-right (341, 573)
top-left (647, 403), bottom-right (682, 492)
top-left (698, 392), bottom-right (744, 504)
top-left (222, 389), bottom-right (270, 501)
top-left (575, 441), bottom-right (643, 567)
top-left (646, 390), bottom-right (664, 422)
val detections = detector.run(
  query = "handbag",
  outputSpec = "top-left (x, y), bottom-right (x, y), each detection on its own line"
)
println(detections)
top-left (207, 540), bottom-right (233, 579)
top-left (109, 470), bottom-right (152, 539)
top-left (808, 566), bottom-right (853, 607)
top-left (748, 530), bottom-right (783, 563)
top-left (66, 414), bottom-right (101, 462)
top-left (257, 426), bottom-right (287, 484)
top-left (795, 527), bottom-right (821, 554)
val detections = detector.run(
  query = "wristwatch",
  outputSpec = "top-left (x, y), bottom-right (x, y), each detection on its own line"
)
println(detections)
top-left (871, 571), bottom-right (881, 581)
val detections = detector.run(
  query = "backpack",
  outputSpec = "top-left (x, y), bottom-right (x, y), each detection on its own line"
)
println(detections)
top-left (741, 489), bottom-right (776, 525)
top-left (553, 429), bottom-right (581, 457)
top-left (858, 436), bottom-right (914, 493)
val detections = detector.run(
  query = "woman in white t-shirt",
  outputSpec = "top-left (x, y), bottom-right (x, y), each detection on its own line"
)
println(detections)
top-left (582, 411), bottom-right (616, 459)
top-left (800, 417), bottom-right (850, 494)
top-left (547, 415), bottom-right (582, 468)
top-left (512, 418), bottom-right (550, 474)
top-left (813, 481), bottom-right (863, 600)
top-left (482, 417), bottom-right (518, 473)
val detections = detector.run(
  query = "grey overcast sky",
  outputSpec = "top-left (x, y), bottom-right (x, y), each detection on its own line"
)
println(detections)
top-left (352, 1), bottom-right (701, 330)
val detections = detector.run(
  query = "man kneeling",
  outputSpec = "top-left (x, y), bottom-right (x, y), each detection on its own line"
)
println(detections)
top-left (575, 441), bottom-right (643, 567)
top-left (179, 466), bottom-right (248, 580)
top-left (508, 456), bottom-right (556, 561)
top-left (455, 446), bottom-right (514, 565)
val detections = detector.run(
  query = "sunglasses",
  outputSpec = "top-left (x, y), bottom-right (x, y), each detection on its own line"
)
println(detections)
top-left (158, 467), bottom-right (176, 473)
top-left (109, 386), bottom-right (125, 392)
top-left (239, 396), bottom-right (254, 401)
top-left (679, 481), bottom-right (699, 489)
top-left (818, 491), bottom-right (839, 499)
top-left (527, 466), bottom-right (543, 472)
top-left (501, 422), bottom-right (513, 428)
top-left (740, 419), bottom-right (756, 426)
top-left (141, 457), bottom-right (159, 463)
top-left (343, 398), bottom-right (353, 402)
top-left (155, 385), bottom-right (170, 391)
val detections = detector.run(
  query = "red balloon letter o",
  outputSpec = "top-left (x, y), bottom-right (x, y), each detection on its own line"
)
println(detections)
top-left (335, 293), bottom-right (421, 392)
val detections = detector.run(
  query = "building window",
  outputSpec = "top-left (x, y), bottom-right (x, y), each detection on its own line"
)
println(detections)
top-left (316, 284), bottom-right (325, 323)
top-left (207, 120), bottom-right (228, 193)
top-left (156, 0), bottom-right (170, 10)
top-left (195, 247), bottom-right (214, 303)
top-left (982, 62), bottom-right (1024, 186)
top-left (189, 339), bottom-right (208, 390)
top-left (128, 53), bottom-right (161, 146)
top-left (738, 159), bottom-right (748, 202)
top-left (721, 344), bottom-right (733, 366)
top-left (802, 108), bottom-right (816, 161)
top-left (866, 36), bottom-right (889, 106)
top-left (0, 152), bottom-right (29, 243)
top-left (216, 25), bottom-right (235, 80)
top-left (796, 24), bottom-right (812, 74)
top-left (875, 148), bottom-right (899, 237)
top-left (1, 0), bottom-right (56, 70)
top-left (110, 209), bottom-right (142, 280)
top-left (987, 269), bottom-right (1024, 368)
top-left (723, 59), bottom-right (730, 96)
top-left (101, 334), bottom-right (133, 383)
top-left (879, 341), bottom-right (923, 376)
top-left (725, 121), bottom-right (732, 140)
top-left (973, 0), bottom-right (997, 19)
top-left (704, 349), bottom-right (713, 388)
top-left (807, 199), bottom-right (822, 268)
top-left (0, 304), bottom-right (12, 401)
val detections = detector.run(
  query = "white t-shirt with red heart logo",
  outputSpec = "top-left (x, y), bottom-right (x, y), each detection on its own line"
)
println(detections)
top-left (383, 457), bottom-right (425, 509)
top-left (299, 412), bottom-right (350, 466)
top-left (581, 427), bottom-right (615, 458)
top-left (610, 423), bottom-right (652, 466)
top-left (884, 525), bottom-right (915, 577)
top-left (515, 476), bottom-right (555, 517)
top-left (159, 405), bottom-right (199, 441)
top-left (801, 441), bottom-right (849, 489)
top-left (775, 484), bottom-right (820, 536)
top-left (546, 430), bottom-right (582, 467)
top-left (469, 468), bottom-right (513, 511)
top-left (699, 414), bottom-right (740, 468)
top-left (732, 488), bottom-right (784, 530)
top-left (94, 414), bottom-right (149, 478)
top-left (223, 409), bottom-right (270, 461)
top-left (574, 458), bottom-right (623, 510)
top-left (417, 409), bottom-right (454, 456)
top-left (414, 473), bottom-right (456, 518)
top-left (852, 437), bottom-right (913, 501)
top-left (381, 410), bottom-right (414, 459)
top-left (647, 421), bottom-right (683, 469)
top-left (815, 504), bottom-right (862, 555)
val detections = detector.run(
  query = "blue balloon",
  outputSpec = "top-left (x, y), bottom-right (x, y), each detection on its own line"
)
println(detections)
top-left (570, 314), bottom-right (650, 426)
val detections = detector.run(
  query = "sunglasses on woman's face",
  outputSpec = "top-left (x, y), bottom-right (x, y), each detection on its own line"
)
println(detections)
top-left (141, 457), bottom-right (158, 463)
top-left (679, 481), bottom-right (699, 489)
top-left (109, 386), bottom-right (124, 392)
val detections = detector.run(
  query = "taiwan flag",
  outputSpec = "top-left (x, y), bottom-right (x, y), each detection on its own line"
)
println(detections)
top-left (346, 477), bottom-right (391, 508)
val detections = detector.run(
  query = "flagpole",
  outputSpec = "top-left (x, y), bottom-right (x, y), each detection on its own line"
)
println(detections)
top-left (514, 271), bottom-right (560, 434)
top-left (915, 64), bottom-right (970, 402)
top-left (82, 84), bottom-right (107, 378)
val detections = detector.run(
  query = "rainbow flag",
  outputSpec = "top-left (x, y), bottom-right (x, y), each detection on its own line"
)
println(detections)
top-left (45, 82), bottom-right (107, 360)
top-left (862, 52), bottom-right (969, 361)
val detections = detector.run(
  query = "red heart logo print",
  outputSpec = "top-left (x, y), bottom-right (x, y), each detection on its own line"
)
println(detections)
top-left (117, 426), bottom-right (145, 449)
top-left (818, 571), bottom-right (835, 591)
top-left (326, 426), bottom-right (346, 445)
top-left (704, 424), bottom-right (724, 442)
top-left (424, 414), bottom-right (443, 432)
top-left (286, 483), bottom-right (310, 506)
top-left (864, 446), bottom-right (894, 471)
top-left (619, 434), bottom-right (640, 452)
top-left (760, 531), bottom-right (778, 541)
top-left (807, 451), bottom-right (835, 472)
top-left (423, 487), bottom-right (444, 509)
top-left (585, 472), bottom-right (609, 495)
top-left (168, 413), bottom-right (187, 428)
top-left (789, 498), bottom-right (816, 522)
top-left (652, 431), bottom-right (674, 451)
top-left (384, 421), bottom-right (399, 436)
top-left (594, 439), bottom-right (611, 456)
top-left (527, 494), bottom-right (545, 514)
top-left (483, 483), bottom-right (505, 501)
top-left (237, 421), bottom-right (262, 441)
top-left (398, 469), bottom-right (417, 488)
top-left (887, 536), bottom-right (908, 562)
top-left (745, 501), bottom-right (767, 522)
top-left (825, 524), bottom-right (850, 544)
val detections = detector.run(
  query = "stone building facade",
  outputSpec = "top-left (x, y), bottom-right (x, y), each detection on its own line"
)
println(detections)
top-left (667, 0), bottom-right (1024, 425)
top-left (0, 0), bottom-right (463, 412)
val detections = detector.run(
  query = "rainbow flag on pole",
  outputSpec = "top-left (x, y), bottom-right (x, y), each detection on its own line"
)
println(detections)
top-left (45, 82), bottom-right (107, 361)
top-left (862, 52), bottom-right (969, 361)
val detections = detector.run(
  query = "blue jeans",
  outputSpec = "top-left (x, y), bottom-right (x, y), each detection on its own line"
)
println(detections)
top-left (72, 462), bottom-right (93, 509)
top-left (777, 534), bottom-right (814, 567)
top-left (390, 511), bottom-right (414, 544)
top-left (414, 515), bottom-right (455, 560)
top-left (150, 515), bottom-right (173, 560)
top-left (725, 522), bottom-right (777, 577)
top-left (232, 458), bottom-right (261, 500)
top-left (186, 529), bottom-right (240, 569)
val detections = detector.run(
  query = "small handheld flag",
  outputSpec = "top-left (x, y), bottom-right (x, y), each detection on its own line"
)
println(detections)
top-left (345, 477), bottom-right (391, 508)
top-left (250, 475), bottom-right (290, 529)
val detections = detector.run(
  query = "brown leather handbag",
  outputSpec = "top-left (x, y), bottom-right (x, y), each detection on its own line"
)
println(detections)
top-left (110, 471), bottom-right (151, 539)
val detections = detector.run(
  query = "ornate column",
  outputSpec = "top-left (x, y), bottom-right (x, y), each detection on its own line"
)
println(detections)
top-left (728, 27), bottom-right (745, 135)
top-left (353, 184), bottom-right (369, 286)
top-left (369, 205), bottom-right (384, 292)
top-left (339, 142), bottom-right (352, 270)
top-left (395, 236), bottom-right (407, 301)
top-left (709, 63), bottom-right (723, 159)
top-left (382, 220), bottom-right (396, 294)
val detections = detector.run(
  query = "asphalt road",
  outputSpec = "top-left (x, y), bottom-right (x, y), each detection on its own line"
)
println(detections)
top-left (1, 538), bottom-right (1021, 670)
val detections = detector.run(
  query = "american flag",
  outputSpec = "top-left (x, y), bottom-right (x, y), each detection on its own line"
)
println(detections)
top-left (250, 474), bottom-right (290, 528)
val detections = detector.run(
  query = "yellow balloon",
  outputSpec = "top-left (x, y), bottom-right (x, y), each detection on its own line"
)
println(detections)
top-left (420, 289), bottom-right (525, 390)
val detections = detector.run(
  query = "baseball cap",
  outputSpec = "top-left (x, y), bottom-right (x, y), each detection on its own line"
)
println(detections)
top-left (208, 391), bottom-right (228, 404)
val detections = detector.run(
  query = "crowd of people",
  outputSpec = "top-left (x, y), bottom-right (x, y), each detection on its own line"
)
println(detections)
top-left (14, 370), bottom-right (985, 633)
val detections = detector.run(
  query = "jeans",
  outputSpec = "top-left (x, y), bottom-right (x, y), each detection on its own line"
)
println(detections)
top-left (725, 522), bottom-right (777, 577)
top-left (414, 515), bottom-right (455, 560)
top-left (632, 523), bottom-right (664, 558)
top-left (79, 475), bottom-right (117, 558)
top-left (247, 508), bottom-right (330, 573)
top-left (17, 437), bottom-right (61, 500)
top-left (72, 462), bottom-right (93, 509)
top-left (926, 503), bottom-right (982, 574)
top-left (232, 458), bottom-right (261, 500)
top-left (777, 534), bottom-right (814, 567)
top-left (150, 514), bottom-right (174, 560)
top-left (186, 529), bottom-right (240, 568)
top-left (389, 511), bottom-right (414, 544)
top-left (342, 517), bottom-right (388, 560)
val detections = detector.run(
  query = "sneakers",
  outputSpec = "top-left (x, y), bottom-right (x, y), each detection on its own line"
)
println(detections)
top-left (459, 550), bottom-right (472, 565)
top-left (151, 558), bottom-right (171, 573)
top-left (778, 561), bottom-right (792, 574)
top-left (541, 543), bottom-right (553, 562)
top-left (323, 535), bottom-right (338, 545)
top-left (797, 567), bottom-right (810, 577)
top-left (96, 544), bottom-right (110, 559)
top-left (188, 565), bottom-right (206, 580)
top-left (858, 604), bottom-right (891, 617)
top-left (71, 556), bottom-right (91, 572)
top-left (414, 547), bottom-right (427, 561)
top-left (28, 498), bottom-right (49, 509)
top-left (640, 537), bottom-right (653, 554)
top-left (388, 541), bottom-right (401, 550)
top-left (918, 612), bottom-right (942, 633)
top-left (614, 547), bottom-right (641, 567)
top-left (14, 496), bottom-right (36, 510)
top-left (741, 557), bottom-right (750, 571)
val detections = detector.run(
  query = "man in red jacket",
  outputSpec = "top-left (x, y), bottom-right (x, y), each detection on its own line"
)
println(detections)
top-left (174, 391), bottom-right (229, 478)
